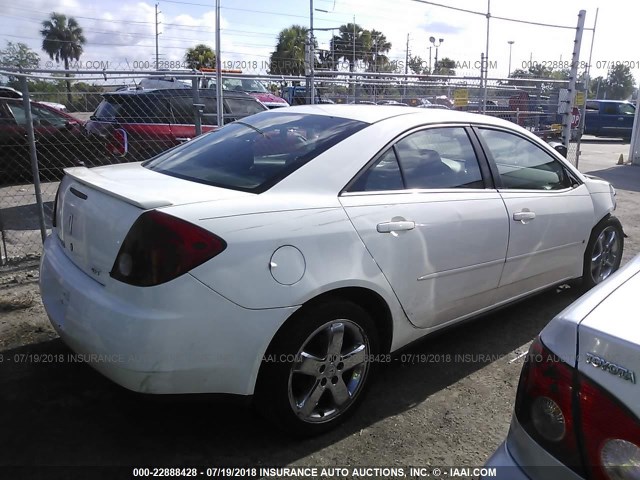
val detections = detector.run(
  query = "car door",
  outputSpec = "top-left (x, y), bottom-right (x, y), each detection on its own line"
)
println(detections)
top-left (475, 127), bottom-right (594, 300)
top-left (339, 126), bottom-right (510, 329)
top-left (27, 103), bottom-right (83, 178)
top-left (615, 102), bottom-right (635, 138)
top-left (1, 100), bottom-right (31, 182)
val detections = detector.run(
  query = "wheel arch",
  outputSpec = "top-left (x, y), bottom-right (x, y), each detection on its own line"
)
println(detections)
top-left (264, 286), bottom-right (395, 357)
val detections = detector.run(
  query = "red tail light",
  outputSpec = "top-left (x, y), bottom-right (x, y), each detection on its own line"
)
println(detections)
top-left (515, 337), bottom-right (583, 475)
top-left (578, 370), bottom-right (640, 480)
top-left (107, 128), bottom-right (128, 157)
top-left (110, 210), bottom-right (226, 287)
top-left (515, 337), bottom-right (640, 479)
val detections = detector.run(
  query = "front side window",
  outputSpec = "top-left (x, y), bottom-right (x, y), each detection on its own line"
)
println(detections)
top-left (31, 105), bottom-right (67, 127)
top-left (6, 103), bottom-right (26, 125)
top-left (145, 111), bottom-right (367, 193)
top-left (619, 103), bottom-right (635, 115)
top-left (348, 149), bottom-right (404, 192)
top-left (478, 128), bottom-right (572, 191)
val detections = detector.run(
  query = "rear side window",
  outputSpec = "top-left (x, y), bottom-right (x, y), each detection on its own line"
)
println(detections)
top-left (349, 127), bottom-right (484, 192)
top-left (170, 96), bottom-right (203, 124)
top-left (94, 96), bottom-right (170, 124)
top-left (144, 111), bottom-right (367, 193)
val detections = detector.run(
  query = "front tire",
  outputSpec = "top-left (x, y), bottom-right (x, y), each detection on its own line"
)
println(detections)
top-left (255, 300), bottom-right (378, 436)
top-left (582, 216), bottom-right (624, 289)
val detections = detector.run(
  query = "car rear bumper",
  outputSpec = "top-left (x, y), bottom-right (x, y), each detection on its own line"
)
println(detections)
top-left (484, 418), bottom-right (584, 480)
top-left (40, 234), bottom-right (298, 395)
top-left (483, 441), bottom-right (531, 480)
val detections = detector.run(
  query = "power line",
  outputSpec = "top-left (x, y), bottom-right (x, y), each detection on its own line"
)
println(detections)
top-left (409, 0), bottom-right (594, 31)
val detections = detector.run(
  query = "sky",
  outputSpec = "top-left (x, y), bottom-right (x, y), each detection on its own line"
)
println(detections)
top-left (0, 0), bottom-right (636, 83)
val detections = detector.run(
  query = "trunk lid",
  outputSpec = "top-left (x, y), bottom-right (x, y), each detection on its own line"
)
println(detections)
top-left (56, 164), bottom-right (251, 284)
top-left (577, 265), bottom-right (640, 419)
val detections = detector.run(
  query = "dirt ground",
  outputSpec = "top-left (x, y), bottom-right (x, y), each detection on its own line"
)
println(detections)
top-left (0, 140), bottom-right (638, 480)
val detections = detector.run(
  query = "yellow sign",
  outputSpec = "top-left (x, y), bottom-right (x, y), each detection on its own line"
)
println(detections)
top-left (454, 89), bottom-right (469, 107)
top-left (576, 91), bottom-right (585, 106)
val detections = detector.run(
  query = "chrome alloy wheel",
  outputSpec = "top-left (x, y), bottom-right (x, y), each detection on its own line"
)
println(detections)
top-left (590, 225), bottom-right (622, 284)
top-left (287, 320), bottom-right (370, 423)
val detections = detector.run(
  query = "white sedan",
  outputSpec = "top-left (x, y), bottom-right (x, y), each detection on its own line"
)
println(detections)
top-left (40, 105), bottom-right (623, 436)
top-left (484, 254), bottom-right (640, 480)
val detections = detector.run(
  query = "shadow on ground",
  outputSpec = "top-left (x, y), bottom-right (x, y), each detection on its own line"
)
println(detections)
top-left (0, 201), bottom-right (53, 231)
top-left (584, 164), bottom-right (640, 193)
top-left (0, 285), bottom-right (582, 477)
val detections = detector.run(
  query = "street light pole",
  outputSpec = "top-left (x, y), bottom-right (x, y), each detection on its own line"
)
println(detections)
top-left (507, 40), bottom-right (515, 77)
top-left (429, 36), bottom-right (443, 74)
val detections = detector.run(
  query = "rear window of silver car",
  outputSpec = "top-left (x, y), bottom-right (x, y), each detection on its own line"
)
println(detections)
top-left (143, 111), bottom-right (367, 193)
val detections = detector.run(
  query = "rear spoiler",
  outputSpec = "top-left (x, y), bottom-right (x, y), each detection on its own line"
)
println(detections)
top-left (63, 167), bottom-right (173, 210)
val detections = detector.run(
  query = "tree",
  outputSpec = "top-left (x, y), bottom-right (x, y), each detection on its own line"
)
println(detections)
top-left (331, 23), bottom-right (367, 73)
top-left (268, 25), bottom-right (312, 76)
top-left (508, 65), bottom-right (569, 93)
top-left (408, 55), bottom-right (429, 75)
top-left (40, 12), bottom-right (86, 104)
top-left (184, 44), bottom-right (216, 70)
top-left (0, 42), bottom-right (41, 80)
top-left (434, 57), bottom-right (456, 76)
top-left (364, 30), bottom-right (391, 72)
top-left (603, 64), bottom-right (635, 100)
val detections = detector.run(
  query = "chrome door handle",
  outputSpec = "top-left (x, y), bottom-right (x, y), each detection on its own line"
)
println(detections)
top-left (175, 137), bottom-right (192, 143)
top-left (377, 221), bottom-right (415, 233)
top-left (513, 210), bottom-right (536, 222)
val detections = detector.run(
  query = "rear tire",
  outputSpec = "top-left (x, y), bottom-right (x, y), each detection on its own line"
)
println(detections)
top-left (255, 300), bottom-right (378, 437)
top-left (582, 216), bottom-right (624, 289)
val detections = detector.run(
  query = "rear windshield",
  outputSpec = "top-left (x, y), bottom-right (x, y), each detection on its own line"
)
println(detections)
top-left (144, 111), bottom-right (367, 193)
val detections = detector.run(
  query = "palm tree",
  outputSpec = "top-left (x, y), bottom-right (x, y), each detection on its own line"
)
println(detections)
top-left (184, 44), bottom-right (216, 70)
top-left (40, 12), bottom-right (85, 105)
top-left (364, 30), bottom-right (391, 72)
top-left (268, 25), bottom-right (313, 76)
top-left (330, 23), bottom-right (366, 73)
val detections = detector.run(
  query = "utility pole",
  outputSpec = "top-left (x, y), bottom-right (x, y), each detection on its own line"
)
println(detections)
top-left (155, 3), bottom-right (161, 69)
top-left (404, 33), bottom-right (409, 97)
top-left (309, 0), bottom-right (315, 104)
top-left (215, 0), bottom-right (223, 127)
top-left (481, 0), bottom-right (490, 113)
top-left (507, 40), bottom-right (514, 77)
top-left (352, 16), bottom-right (356, 100)
top-left (576, 8), bottom-right (598, 168)
top-left (562, 10), bottom-right (586, 152)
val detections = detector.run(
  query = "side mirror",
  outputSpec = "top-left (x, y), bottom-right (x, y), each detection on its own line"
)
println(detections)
top-left (548, 141), bottom-right (567, 158)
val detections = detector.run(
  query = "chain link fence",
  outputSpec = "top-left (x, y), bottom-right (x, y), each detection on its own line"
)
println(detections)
top-left (0, 67), bottom-right (583, 266)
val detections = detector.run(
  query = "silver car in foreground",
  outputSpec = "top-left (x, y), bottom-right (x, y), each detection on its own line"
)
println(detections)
top-left (484, 255), bottom-right (640, 479)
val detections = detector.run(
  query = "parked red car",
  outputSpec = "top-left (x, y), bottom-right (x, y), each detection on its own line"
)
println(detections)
top-left (0, 96), bottom-right (84, 184)
top-left (84, 88), bottom-right (268, 163)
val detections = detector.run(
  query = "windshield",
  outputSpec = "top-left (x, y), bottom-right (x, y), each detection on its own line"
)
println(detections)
top-left (144, 111), bottom-right (367, 193)
top-left (222, 78), bottom-right (269, 93)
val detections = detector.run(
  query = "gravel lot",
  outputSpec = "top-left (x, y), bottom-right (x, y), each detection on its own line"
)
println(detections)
top-left (1, 139), bottom-right (638, 479)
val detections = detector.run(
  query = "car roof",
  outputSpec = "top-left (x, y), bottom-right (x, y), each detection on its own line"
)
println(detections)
top-left (587, 99), bottom-right (633, 104)
top-left (278, 104), bottom-right (514, 127)
top-left (102, 88), bottom-right (253, 99)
